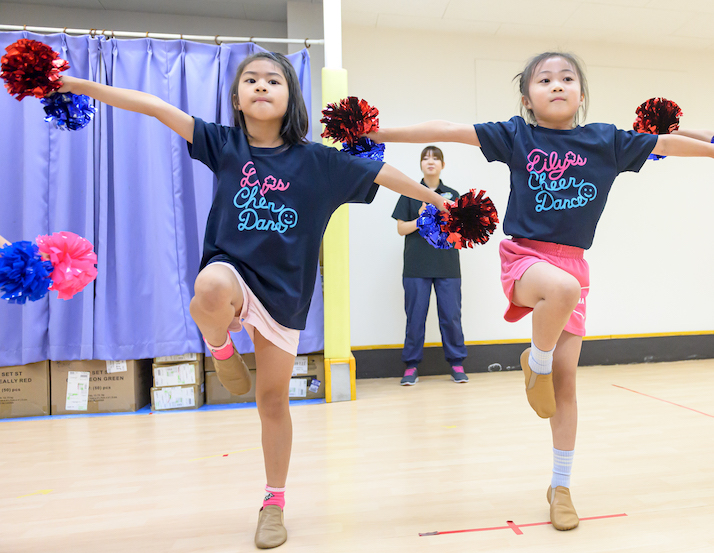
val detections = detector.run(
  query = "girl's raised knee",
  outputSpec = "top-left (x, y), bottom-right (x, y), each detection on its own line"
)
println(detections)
top-left (193, 272), bottom-right (234, 310)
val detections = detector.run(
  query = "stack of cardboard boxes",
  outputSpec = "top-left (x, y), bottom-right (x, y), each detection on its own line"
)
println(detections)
top-left (150, 353), bottom-right (205, 411)
top-left (1, 349), bottom-right (325, 419)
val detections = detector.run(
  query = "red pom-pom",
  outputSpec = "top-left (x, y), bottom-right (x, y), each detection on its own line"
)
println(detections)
top-left (1, 39), bottom-right (69, 101)
top-left (320, 96), bottom-right (379, 145)
top-left (442, 189), bottom-right (499, 249)
top-left (633, 97), bottom-right (682, 135)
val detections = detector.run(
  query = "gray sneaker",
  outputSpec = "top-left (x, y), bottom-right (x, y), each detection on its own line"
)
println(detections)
top-left (400, 367), bottom-right (418, 386)
top-left (450, 366), bottom-right (469, 383)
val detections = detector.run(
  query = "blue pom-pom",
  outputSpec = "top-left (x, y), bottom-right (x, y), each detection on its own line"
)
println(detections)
top-left (341, 137), bottom-right (385, 161)
top-left (40, 92), bottom-right (96, 131)
top-left (416, 204), bottom-right (452, 249)
top-left (0, 241), bottom-right (54, 304)
top-left (648, 153), bottom-right (666, 161)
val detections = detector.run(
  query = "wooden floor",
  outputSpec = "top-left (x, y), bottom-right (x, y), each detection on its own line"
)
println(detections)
top-left (2, 360), bottom-right (714, 553)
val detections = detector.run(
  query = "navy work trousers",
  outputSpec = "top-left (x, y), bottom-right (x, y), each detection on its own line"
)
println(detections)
top-left (401, 277), bottom-right (467, 367)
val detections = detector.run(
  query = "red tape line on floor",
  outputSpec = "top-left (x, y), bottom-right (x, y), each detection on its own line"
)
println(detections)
top-left (613, 385), bottom-right (714, 418)
top-left (418, 513), bottom-right (627, 536)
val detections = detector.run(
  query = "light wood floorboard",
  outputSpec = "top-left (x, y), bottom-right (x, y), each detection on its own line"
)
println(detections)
top-left (2, 360), bottom-right (713, 552)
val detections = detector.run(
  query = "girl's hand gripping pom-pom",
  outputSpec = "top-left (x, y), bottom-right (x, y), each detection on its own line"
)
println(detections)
top-left (321, 96), bottom-right (380, 145)
top-left (36, 231), bottom-right (98, 300)
top-left (1, 39), bottom-right (69, 100)
top-left (416, 204), bottom-right (453, 250)
top-left (41, 92), bottom-right (96, 130)
top-left (443, 189), bottom-right (499, 249)
top-left (633, 97), bottom-right (683, 160)
top-left (0, 241), bottom-right (54, 304)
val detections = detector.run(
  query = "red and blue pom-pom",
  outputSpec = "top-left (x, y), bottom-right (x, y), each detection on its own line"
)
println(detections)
top-left (417, 204), bottom-right (452, 249)
top-left (633, 97), bottom-right (683, 161)
top-left (0, 241), bottom-right (54, 304)
top-left (0, 232), bottom-right (98, 303)
top-left (1, 39), bottom-right (95, 131)
top-left (417, 190), bottom-right (499, 250)
top-left (321, 97), bottom-right (384, 161)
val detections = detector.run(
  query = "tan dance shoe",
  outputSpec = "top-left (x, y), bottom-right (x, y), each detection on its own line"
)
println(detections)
top-left (255, 505), bottom-right (288, 549)
top-left (520, 348), bottom-right (556, 418)
top-left (212, 342), bottom-right (251, 396)
top-left (547, 485), bottom-right (580, 531)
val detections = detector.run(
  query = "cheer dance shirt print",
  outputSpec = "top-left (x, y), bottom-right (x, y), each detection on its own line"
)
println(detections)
top-left (525, 148), bottom-right (597, 212)
top-left (234, 161), bottom-right (299, 234)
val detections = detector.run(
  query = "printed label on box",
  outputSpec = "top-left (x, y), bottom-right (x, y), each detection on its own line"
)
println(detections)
top-left (309, 378), bottom-right (321, 394)
top-left (289, 378), bottom-right (307, 398)
top-left (292, 356), bottom-right (308, 376)
top-left (153, 387), bottom-right (196, 410)
top-left (155, 353), bottom-right (198, 363)
top-left (65, 371), bottom-right (90, 411)
top-left (106, 360), bottom-right (128, 374)
top-left (154, 363), bottom-right (196, 387)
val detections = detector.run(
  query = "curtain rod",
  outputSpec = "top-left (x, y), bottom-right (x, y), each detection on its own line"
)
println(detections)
top-left (0, 24), bottom-right (324, 46)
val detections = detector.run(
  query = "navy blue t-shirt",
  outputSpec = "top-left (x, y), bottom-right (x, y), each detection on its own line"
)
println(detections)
top-left (188, 118), bottom-right (383, 330)
top-left (474, 116), bottom-right (657, 249)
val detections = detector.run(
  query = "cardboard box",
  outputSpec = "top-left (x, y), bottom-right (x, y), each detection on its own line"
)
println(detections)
top-left (150, 383), bottom-right (204, 411)
top-left (205, 353), bottom-right (324, 404)
top-left (288, 355), bottom-right (325, 400)
top-left (51, 359), bottom-right (152, 415)
top-left (0, 360), bottom-right (51, 418)
top-left (152, 361), bottom-right (204, 387)
top-left (154, 353), bottom-right (204, 366)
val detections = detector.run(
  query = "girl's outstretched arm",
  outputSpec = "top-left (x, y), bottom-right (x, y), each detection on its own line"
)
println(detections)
top-left (671, 129), bottom-right (714, 143)
top-left (58, 76), bottom-right (195, 142)
top-left (652, 134), bottom-right (714, 158)
top-left (375, 164), bottom-right (448, 211)
top-left (367, 121), bottom-right (480, 147)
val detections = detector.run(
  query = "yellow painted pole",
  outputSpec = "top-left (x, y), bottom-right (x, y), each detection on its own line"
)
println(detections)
top-left (321, 68), bottom-right (354, 402)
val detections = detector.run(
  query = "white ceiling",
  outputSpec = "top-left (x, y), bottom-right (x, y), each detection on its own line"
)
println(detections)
top-left (8, 0), bottom-right (714, 48)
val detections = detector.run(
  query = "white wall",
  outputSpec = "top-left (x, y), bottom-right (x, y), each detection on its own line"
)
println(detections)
top-left (286, 1), bottom-right (324, 142)
top-left (344, 25), bottom-right (714, 348)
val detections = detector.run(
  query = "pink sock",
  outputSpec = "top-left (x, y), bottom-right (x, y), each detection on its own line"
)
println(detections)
top-left (263, 486), bottom-right (285, 509)
top-left (452, 365), bottom-right (465, 373)
top-left (204, 333), bottom-right (233, 361)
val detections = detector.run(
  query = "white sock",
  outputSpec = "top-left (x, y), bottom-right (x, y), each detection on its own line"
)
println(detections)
top-left (529, 341), bottom-right (554, 375)
top-left (551, 447), bottom-right (574, 489)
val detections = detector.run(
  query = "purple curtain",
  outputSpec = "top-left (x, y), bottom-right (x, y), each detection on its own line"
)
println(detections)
top-left (0, 31), bottom-right (323, 365)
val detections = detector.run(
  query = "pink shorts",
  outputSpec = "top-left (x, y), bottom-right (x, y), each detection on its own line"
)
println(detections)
top-left (499, 238), bottom-right (590, 337)
top-left (209, 262), bottom-right (300, 356)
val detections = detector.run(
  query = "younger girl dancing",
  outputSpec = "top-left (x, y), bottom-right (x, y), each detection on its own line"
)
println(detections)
top-left (368, 51), bottom-right (714, 531)
top-left (58, 51), bottom-right (446, 549)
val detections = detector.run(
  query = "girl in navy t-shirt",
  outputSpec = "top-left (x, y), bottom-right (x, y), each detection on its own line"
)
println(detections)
top-left (58, 51), bottom-right (447, 548)
top-left (368, 51), bottom-right (714, 532)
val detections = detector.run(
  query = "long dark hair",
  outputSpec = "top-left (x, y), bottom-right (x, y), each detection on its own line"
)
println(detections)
top-left (229, 51), bottom-right (309, 145)
top-left (514, 51), bottom-right (589, 127)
